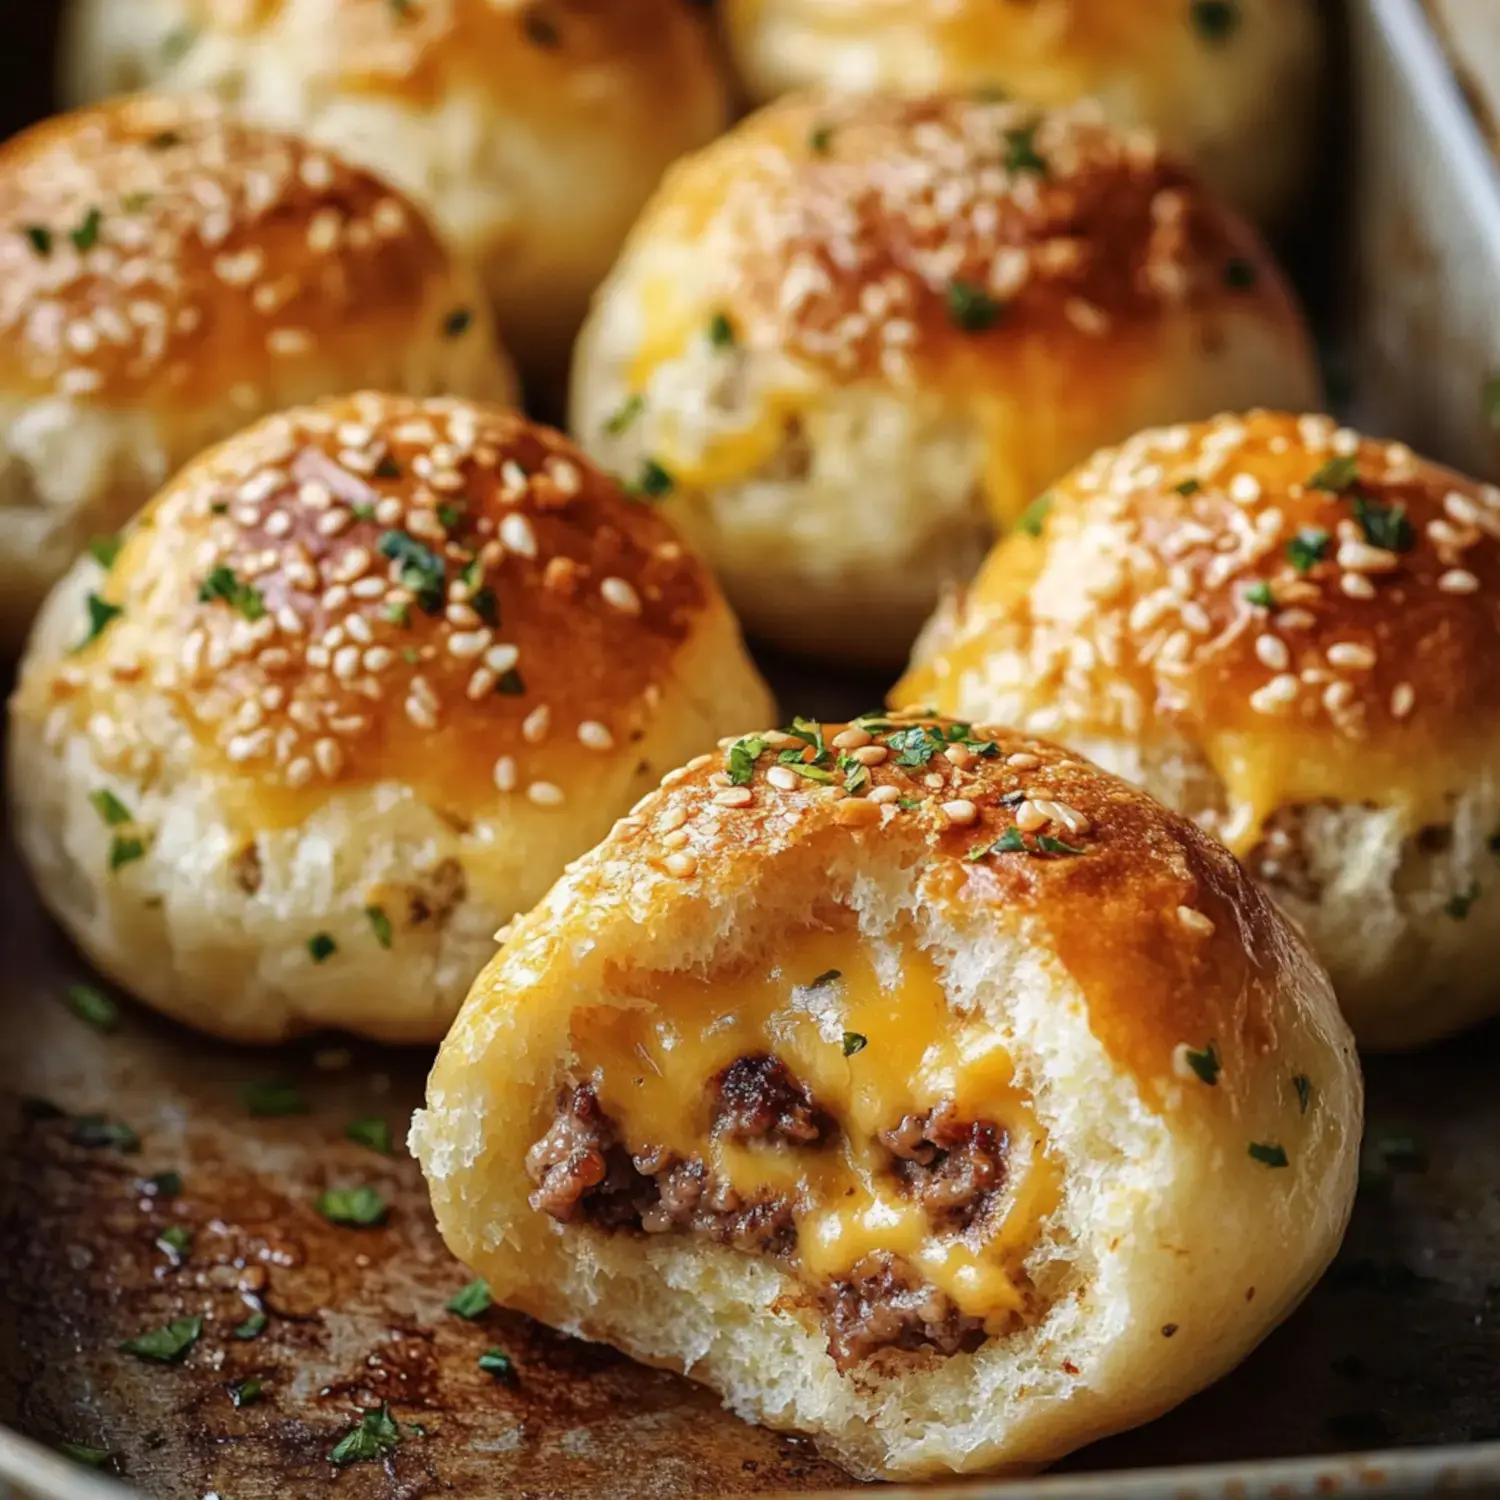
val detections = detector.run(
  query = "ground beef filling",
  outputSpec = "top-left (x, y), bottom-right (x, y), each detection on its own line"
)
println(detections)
top-left (524, 1059), bottom-right (1012, 1366)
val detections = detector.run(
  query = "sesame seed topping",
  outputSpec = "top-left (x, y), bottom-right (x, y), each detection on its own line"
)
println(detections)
top-left (714, 787), bottom-right (754, 808)
top-left (1176, 906), bottom-right (1216, 937)
top-left (664, 851), bottom-right (698, 878)
top-left (941, 799), bottom-right (979, 826)
top-left (868, 785), bottom-right (901, 805)
top-left (601, 577), bottom-right (642, 615)
top-left (527, 781), bottom-right (565, 808)
top-left (577, 720), bottom-right (614, 751)
top-left (767, 765), bottom-right (800, 792)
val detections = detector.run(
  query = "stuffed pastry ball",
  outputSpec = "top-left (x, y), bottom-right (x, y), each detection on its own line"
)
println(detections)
top-left (0, 92), bottom-right (513, 652)
top-left (897, 411), bottom-right (1500, 1049)
top-left (571, 92), bottom-right (1319, 666)
top-left (722, 0), bottom-right (1325, 228)
top-left (60, 0), bottom-right (731, 385)
top-left (415, 711), bottom-right (1360, 1481)
top-left (8, 393), bottom-right (774, 1044)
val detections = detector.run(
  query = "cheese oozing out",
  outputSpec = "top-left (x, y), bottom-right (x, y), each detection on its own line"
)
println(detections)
top-left (571, 926), bottom-right (1060, 1327)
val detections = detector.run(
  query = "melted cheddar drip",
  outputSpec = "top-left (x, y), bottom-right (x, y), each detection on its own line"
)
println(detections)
top-left (574, 929), bottom-right (1058, 1324)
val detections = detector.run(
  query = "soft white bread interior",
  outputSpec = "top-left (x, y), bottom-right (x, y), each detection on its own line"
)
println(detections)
top-left (570, 91), bottom-right (1320, 666)
top-left (414, 712), bottom-right (1361, 1481)
top-left (0, 92), bottom-right (514, 651)
top-left (897, 410), bottom-right (1500, 1050)
top-left (8, 392), bottom-right (774, 1043)
top-left (721, 0), bottom-right (1326, 228)
top-left (59, 0), bottom-right (731, 386)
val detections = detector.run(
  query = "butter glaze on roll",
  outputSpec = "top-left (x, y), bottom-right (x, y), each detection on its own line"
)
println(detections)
top-left (60, 0), bottom-right (731, 385)
top-left (722, 0), bottom-right (1326, 227)
top-left (8, 393), bottom-right (774, 1043)
top-left (0, 94), bottom-right (514, 651)
top-left (413, 710), bottom-right (1360, 1480)
top-left (570, 92), bottom-right (1319, 666)
top-left (897, 411), bottom-right (1500, 1049)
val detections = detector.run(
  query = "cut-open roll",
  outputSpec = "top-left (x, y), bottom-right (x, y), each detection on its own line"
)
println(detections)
top-left (414, 713), bottom-right (1361, 1481)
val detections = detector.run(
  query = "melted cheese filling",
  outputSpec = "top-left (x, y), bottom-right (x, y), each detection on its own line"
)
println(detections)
top-left (572, 929), bottom-right (1058, 1325)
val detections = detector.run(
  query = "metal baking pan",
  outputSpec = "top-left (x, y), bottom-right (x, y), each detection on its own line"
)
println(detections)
top-left (8, 1), bottom-right (1500, 1497)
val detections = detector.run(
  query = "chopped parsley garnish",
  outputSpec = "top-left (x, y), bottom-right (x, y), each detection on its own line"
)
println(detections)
top-left (88, 534), bottom-right (122, 568)
top-left (385, 600), bottom-right (412, 628)
top-left (1223, 257), bottom-right (1257, 290)
top-left (626, 457), bottom-right (674, 500)
top-left (317, 1184), bottom-right (388, 1227)
top-left (1445, 883), bottom-right (1480, 920)
top-left (727, 735), bottom-right (767, 785)
top-left (197, 564), bottom-right (265, 620)
top-left (1174, 477), bottom-right (1202, 496)
top-left (378, 530), bottom-right (446, 613)
top-left (447, 1279), bottom-right (493, 1319)
top-left (1248, 1141), bottom-right (1289, 1168)
top-left (1308, 455), bottom-right (1359, 494)
top-left (994, 827), bottom-right (1027, 853)
top-left (65, 982), bottom-right (118, 1032)
top-left (158, 1225), bottom-right (193, 1257)
top-left (329, 1404), bottom-right (403, 1467)
top-left (1017, 494), bottom-right (1052, 536)
top-left (243, 1080), bottom-right (306, 1118)
top-left (347, 1116), bottom-right (393, 1154)
top-left (76, 593), bottom-right (123, 651)
top-left (230, 1376), bottom-right (263, 1407)
top-left (841, 1032), bottom-right (868, 1057)
top-left (58, 1444), bottom-right (110, 1469)
top-left (470, 584), bottom-right (498, 626)
top-left (308, 932), bottom-right (337, 962)
top-left (897, 797), bottom-right (923, 811)
top-left (1287, 528), bottom-right (1331, 573)
top-left (785, 715), bottom-right (830, 764)
top-left (70, 1114), bottom-right (139, 1152)
top-left (496, 668), bottom-right (526, 696)
top-left (808, 123), bottom-right (834, 154)
top-left (365, 906), bottom-right (394, 949)
top-left (70, 207), bottom-right (103, 253)
top-left (1183, 1044), bottom-right (1220, 1085)
top-left (886, 724), bottom-right (947, 767)
top-left (1003, 123), bottom-right (1048, 174)
top-left (108, 835), bottom-right (146, 872)
top-left (1191, 0), bottom-right (1240, 42)
top-left (234, 1310), bottom-right (268, 1340)
top-left (1243, 580), bottom-right (1275, 608)
top-left (784, 761), bottom-right (835, 784)
top-left (605, 393), bottom-right (644, 436)
top-left (436, 503), bottom-right (465, 533)
top-left (1352, 495), bottom-right (1414, 552)
top-left (1035, 834), bottom-right (1085, 856)
top-left (23, 224), bottom-right (52, 256)
top-left (946, 279), bottom-right (1003, 332)
top-left (707, 311), bottom-right (736, 350)
top-left (92, 789), bottom-right (133, 827)
top-left (479, 1348), bottom-right (517, 1382)
top-left (842, 761), bottom-right (871, 796)
top-left (120, 1314), bottom-right (203, 1363)
top-left (150, 1171), bottom-right (183, 1197)
top-left (443, 307), bottom-right (473, 338)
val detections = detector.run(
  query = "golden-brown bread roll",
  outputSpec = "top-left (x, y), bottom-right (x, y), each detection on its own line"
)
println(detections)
top-left (722, 0), bottom-right (1326, 227)
top-left (60, 0), bottom-right (732, 386)
top-left (0, 93), bottom-right (514, 651)
top-left (570, 92), bottom-right (1320, 667)
top-left (8, 393), bottom-right (774, 1044)
top-left (413, 711), bottom-right (1361, 1481)
top-left (896, 410), bottom-right (1500, 1050)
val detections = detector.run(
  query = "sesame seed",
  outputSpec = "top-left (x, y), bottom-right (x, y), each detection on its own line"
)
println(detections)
top-left (1326, 642), bottom-right (1376, 670)
top-left (1336, 540), bottom-right (1399, 573)
top-left (1439, 569), bottom-right (1479, 594)
top-left (527, 781), bottom-right (565, 808)
top-left (1254, 635), bottom-right (1290, 671)
top-left (923, 773), bottom-right (945, 790)
top-left (1006, 753), bottom-right (1040, 770)
top-left (499, 513), bottom-right (537, 558)
top-left (1176, 906), bottom-right (1215, 937)
top-left (1015, 800), bottom-right (1049, 832)
top-left (1340, 572), bottom-right (1376, 600)
top-left (687, 754), bottom-right (715, 772)
top-left (658, 807), bottom-right (689, 833)
top-left (661, 828), bottom-right (690, 850)
top-left (664, 851), bottom-right (698, 878)
top-left (601, 577), bottom-right (641, 615)
top-left (493, 756), bottom-right (518, 792)
top-left (869, 785), bottom-right (901, 806)
top-left (578, 720), bottom-right (614, 751)
top-left (832, 727), bottom-right (872, 750)
top-left (522, 705), bottom-right (551, 743)
top-left (941, 799), bottom-right (979, 826)
top-left (1249, 674), bottom-right (1300, 715)
top-left (851, 745), bottom-right (888, 766)
top-left (943, 745), bottom-right (972, 769)
top-left (1390, 683), bottom-right (1415, 719)
top-left (767, 765), bottom-right (800, 791)
top-left (715, 788), bottom-right (754, 808)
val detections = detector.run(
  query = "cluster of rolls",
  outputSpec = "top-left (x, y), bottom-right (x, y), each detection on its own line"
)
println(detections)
top-left (3, 0), bottom-right (1487, 1484)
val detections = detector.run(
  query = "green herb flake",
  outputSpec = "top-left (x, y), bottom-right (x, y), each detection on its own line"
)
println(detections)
top-left (727, 735), bottom-right (767, 786)
top-left (88, 534), bottom-right (122, 569)
top-left (436, 502), bottom-right (465, 533)
top-left (1286, 528), bottom-right (1331, 573)
top-left (842, 1031), bottom-right (868, 1057)
top-left (197, 564), bottom-right (265, 620)
top-left (1223, 257), bottom-right (1257, 290)
top-left (1308, 455), bottom-right (1359, 494)
top-left (994, 827), bottom-right (1027, 853)
top-left (65, 983), bottom-right (119, 1033)
top-left (1243, 580), bottom-right (1275, 608)
top-left (1352, 495), bottom-right (1415, 553)
top-left (378, 530), bottom-right (445, 613)
top-left (317, 1184), bottom-right (388, 1228)
top-left (897, 797), bottom-right (923, 811)
top-left (366, 906), bottom-right (394, 949)
top-left (1446, 883), bottom-right (1480, 920)
top-left (160, 24), bottom-right (197, 61)
top-left (885, 724), bottom-right (947, 767)
top-left (308, 932), bottom-right (337, 963)
top-left (230, 1376), bottom-right (263, 1408)
top-left (785, 761), bottom-right (835, 784)
top-left (234, 1310), bottom-right (268, 1341)
top-left (347, 1116), bottom-right (393, 1155)
top-left (120, 1314), bottom-right (203, 1363)
top-left (1294, 1074), bottom-right (1312, 1113)
top-left (23, 224), bottom-right (52, 257)
top-left (70, 1114), bottom-right (140, 1152)
top-left (495, 668), bottom-right (526, 696)
top-left (842, 761), bottom-right (871, 796)
top-left (329, 1404), bottom-right (403, 1467)
top-left (786, 715), bottom-right (830, 763)
top-left (707, 311), bottom-right (736, 350)
top-left (946, 279), bottom-right (1003, 333)
top-left (1191, 0), bottom-right (1240, 43)
top-left (626, 457), bottom-right (674, 500)
top-left (385, 600), bottom-right (412, 628)
top-left (90, 788), bottom-right (133, 827)
top-left (70, 207), bottom-right (103, 253)
top-left (76, 593), bottom-right (124, 651)
top-left (446, 1278), bottom-right (493, 1319)
top-left (478, 1347), bottom-right (517, 1382)
top-left (1017, 494), bottom-right (1052, 536)
top-left (443, 307), bottom-right (473, 339)
top-left (1003, 123), bottom-right (1048, 175)
top-left (470, 585), bottom-right (498, 626)
top-left (808, 123), bottom-right (834, 154)
top-left (158, 1225), bottom-right (193, 1257)
top-left (150, 1171), bottom-right (183, 1198)
top-left (1248, 1141), bottom-right (1289, 1168)
top-left (1174, 477), bottom-right (1202, 496)
top-left (243, 1081), bottom-right (306, 1118)
top-left (108, 835), bottom-right (147, 872)
top-left (58, 1443), bottom-right (111, 1469)
top-left (1035, 834), bottom-right (1085, 856)
top-left (1184, 1044), bottom-right (1221, 1086)
top-left (604, 393), bottom-right (644, 436)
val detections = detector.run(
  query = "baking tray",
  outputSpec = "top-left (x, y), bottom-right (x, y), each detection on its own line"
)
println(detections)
top-left (8, 1), bottom-right (1500, 1497)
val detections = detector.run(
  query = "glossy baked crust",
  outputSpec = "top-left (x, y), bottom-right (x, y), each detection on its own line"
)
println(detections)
top-left (571, 92), bottom-right (1319, 664)
top-left (415, 709), bottom-right (1361, 1480)
top-left (8, 393), bottom-right (775, 1042)
top-left (897, 410), bottom-right (1500, 1047)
